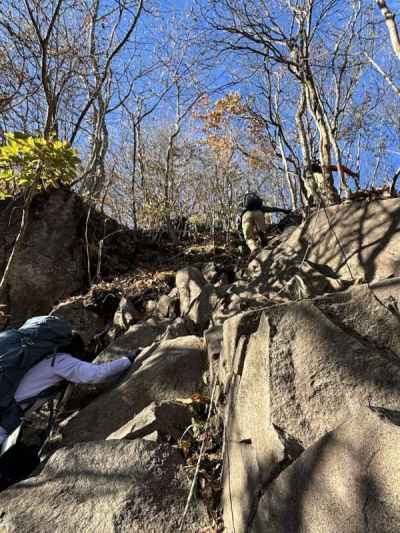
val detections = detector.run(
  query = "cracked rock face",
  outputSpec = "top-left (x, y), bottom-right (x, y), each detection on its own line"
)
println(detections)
top-left (253, 407), bottom-right (400, 533)
top-left (252, 198), bottom-right (400, 285)
top-left (175, 266), bottom-right (220, 332)
top-left (0, 190), bottom-right (85, 324)
top-left (267, 299), bottom-right (400, 447)
top-left (221, 282), bottom-right (400, 532)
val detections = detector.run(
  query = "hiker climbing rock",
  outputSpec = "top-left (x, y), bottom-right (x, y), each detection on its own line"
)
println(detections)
top-left (240, 192), bottom-right (291, 253)
top-left (0, 315), bottom-right (137, 448)
top-left (304, 160), bottom-right (359, 206)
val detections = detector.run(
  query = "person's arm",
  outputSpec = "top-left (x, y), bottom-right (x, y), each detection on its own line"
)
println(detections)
top-left (262, 205), bottom-right (291, 214)
top-left (53, 354), bottom-right (132, 385)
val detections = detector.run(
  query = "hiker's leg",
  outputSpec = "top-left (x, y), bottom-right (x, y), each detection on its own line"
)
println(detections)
top-left (0, 426), bottom-right (8, 446)
top-left (0, 402), bottom-right (23, 434)
top-left (241, 211), bottom-right (258, 252)
top-left (253, 210), bottom-right (271, 246)
top-left (253, 210), bottom-right (268, 233)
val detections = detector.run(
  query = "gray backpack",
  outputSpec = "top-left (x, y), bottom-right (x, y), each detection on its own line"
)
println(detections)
top-left (0, 315), bottom-right (72, 433)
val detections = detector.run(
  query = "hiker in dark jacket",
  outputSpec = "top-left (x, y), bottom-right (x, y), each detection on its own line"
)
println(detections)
top-left (0, 332), bottom-right (135, 446)
top-left (240, 193), bottom-right (290, 252)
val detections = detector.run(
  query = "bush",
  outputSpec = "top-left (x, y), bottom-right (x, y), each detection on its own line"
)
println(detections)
top-left (0, 132), bottom-right (80, 200)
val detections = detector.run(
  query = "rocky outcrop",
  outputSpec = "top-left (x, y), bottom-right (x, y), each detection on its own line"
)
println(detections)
top-left (4, 196), bottom-right (400, 532)
top-left (0, 439), bottom-right (208, 532)
top-left (220, 281), bottom-right (400, 531)
top-left (251, 198), bottom-right (400, 293)
top-left (253, 407), bottom-right (400, 533)
top-left (62, 335), bottom-right (207, 443)
top-left (222, 314), bottom-right (302, 533)
top-left (0, 189), bottom-right (136, 324)
top-left (176, 266), bottom-right (220, 331)
top-left (0, 190), bottom-right (85, 324)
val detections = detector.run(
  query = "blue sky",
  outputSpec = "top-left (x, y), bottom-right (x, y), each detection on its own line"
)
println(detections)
top-left (98, 0), bottom-right (400, 193)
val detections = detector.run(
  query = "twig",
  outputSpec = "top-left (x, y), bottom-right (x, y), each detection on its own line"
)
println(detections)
top-left (84, 204), bottom-right (92, 284)
top-left (178, 379), bottom-right (218, 533)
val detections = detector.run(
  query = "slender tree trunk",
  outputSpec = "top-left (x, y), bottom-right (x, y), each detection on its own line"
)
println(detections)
top-left (164, 121), bottom-right (180, 241)
top-left (330, 136), bottom-right (351, 198)
top-left (278, 135), bottom-right (296, 208)
top-left (376, 0), bottom-right (400, 61)
top-left (295, 89), bottom-right (313, 205)
top-left (131, 120), bottom-right (138, 231)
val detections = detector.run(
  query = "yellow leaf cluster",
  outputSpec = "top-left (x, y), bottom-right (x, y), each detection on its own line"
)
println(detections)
top-left (0, 132), bottom-right (80, 199)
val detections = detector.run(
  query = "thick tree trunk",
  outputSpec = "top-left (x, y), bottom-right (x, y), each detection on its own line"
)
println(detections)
top-left (304, 76), bottom-right (340, 204)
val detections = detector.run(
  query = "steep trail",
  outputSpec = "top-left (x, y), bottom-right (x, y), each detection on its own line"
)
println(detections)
top-left (2, 197), bottom-right (400, 531)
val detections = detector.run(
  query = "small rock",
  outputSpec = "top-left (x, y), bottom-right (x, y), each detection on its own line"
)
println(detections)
top-left (113, 296), bottom-right (142, 329)
top-left (157, 294), bottom-right (178, 319)
top-left (51, 300), bottom-right (105, 346)
top-left (107, 400), bottom-right (193, 441)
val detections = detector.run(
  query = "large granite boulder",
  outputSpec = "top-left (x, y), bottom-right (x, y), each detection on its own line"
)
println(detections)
top-left (95, 318), bottom-right (172, 364)
top-left (0, 190), bottom-right (85, 324)
top-left (253, 198), bottom-right (400, 286)
top-left (253, 407), bottom-right (400, 532)
top-left (0, 440), bottom-right (208, 532)
top-left (222, 314), bottom-right (302, 532)
top-left (220, 281), bottom-right (400, 531)
top-left (175, 267), bottom-right (220, 331)
top-left (0, 189), bottom-right (136, 324)
top-left (62, 335), bottom-right (207, 443)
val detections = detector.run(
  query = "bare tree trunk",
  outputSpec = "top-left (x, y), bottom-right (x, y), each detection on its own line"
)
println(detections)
top-left (84, 204), bottom-right (92, 284)
top-left (295, 90), bottom-right (313, 205)
top-left (164, 86), bottom-right (182, 242)
top-left (278, 135), bottom-right (296, 208)
top-left (330, 135), bottom-right (351, 198)
top-left (131, 119), bottom-right (138, 231)
top-left (24, 0), bottom-right (65, 137)
top-left (376, 0), bottom-right (400, 61)
top-left (304, 77), bottom-right (339, 204)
